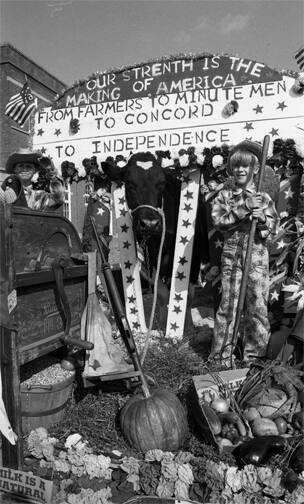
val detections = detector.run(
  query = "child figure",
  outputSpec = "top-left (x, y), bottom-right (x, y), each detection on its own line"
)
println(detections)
top-left (209, 141), bottom-right (279, 366)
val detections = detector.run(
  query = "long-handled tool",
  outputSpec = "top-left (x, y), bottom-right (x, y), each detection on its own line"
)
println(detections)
top-left (229, 134), bottom-right (270, 365)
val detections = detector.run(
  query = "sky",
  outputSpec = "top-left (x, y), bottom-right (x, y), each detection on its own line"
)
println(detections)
top-left (1, 0), bottom-right (303, 87)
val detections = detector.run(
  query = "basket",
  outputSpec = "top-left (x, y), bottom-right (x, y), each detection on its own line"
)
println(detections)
top-left (21, 372), bottom-right (75, 434)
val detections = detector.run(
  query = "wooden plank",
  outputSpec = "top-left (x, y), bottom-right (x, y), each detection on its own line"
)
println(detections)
top-left (15, 265), bottom-right (87, 288)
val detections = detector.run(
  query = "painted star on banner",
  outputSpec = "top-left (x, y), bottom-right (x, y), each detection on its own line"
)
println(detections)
top-left (130, 307), bottom-right (138, 314)
top-left (37, 128), bottom-right (44, 136)
top-left (269, 128), bottom-right (279, 137)
top-left (253, 105), bottom-right (263, 114)
top-left (176, 271), bottom-right (186, 281)
top-left (173, 305), bottom-right (182, 314)
top-left (40, 147), bottom-right (47, 154)
top-left (121, 224), bottom-right (129, 232)
top-left (183, 203), bottom-right (192, 212)
top-left (119, 197), bottom-right (126, 204)
top-left (97, 207), bottom-right (105, 216)
top-left (182, 219), bottom-right (191, 228)
top-left (215, 238), bottom-right (223, 248)
top-left (185, 190), bottom-right (193, 200)
top-left (180, 236), bottom-right (189, 245)
top-left (276, 239), bottom-right (286, 249)
top-left (174, 293), bottom-right (183, 302)
top-left (123, 241), bottom-right (131, 249)
top-left (126, 275), bottom-right (134, 284)
top-left (170, 322), bottom-right (179, 331)
top-left (284, 188), bottom-right (295, 199)
top-left (128, 295), bottom-right (136, 303)
top-left (54, 129), bottom-right (61, 136)
top-left (133, 322), bottom-right (140, 330)
top-left (244, 122), bottom-right (254, 131)
top-left (120, 208), bottom-right (127, 216)
top-left (182, 175), bottom-right (191, 184)
top-left (277, 101), bottom-right (287, 111)
top-left (270, 290), bottom-right (280, 302)
top-left (178, 256), bottom-right (188, 265)
top-left (124, 260), bottom-right (132, 269)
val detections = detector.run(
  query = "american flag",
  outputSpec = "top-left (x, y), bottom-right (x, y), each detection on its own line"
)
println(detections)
top-left (4, 81), bottom-right (37, 127)
top-left (295, 45), bottom-right (304, 71)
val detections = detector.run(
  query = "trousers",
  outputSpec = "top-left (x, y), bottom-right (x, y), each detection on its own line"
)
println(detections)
top-left (211, 231), bottom-right (270, 362)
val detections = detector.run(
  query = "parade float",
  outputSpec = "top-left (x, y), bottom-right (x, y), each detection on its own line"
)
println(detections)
top-left (0, 52), bottom-right (304, 503)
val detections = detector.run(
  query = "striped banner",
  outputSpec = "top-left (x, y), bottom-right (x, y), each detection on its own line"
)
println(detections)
top-left (165, 169), bottom-right (201, 339)
top-left (112, 183), bottom-right (147, 334)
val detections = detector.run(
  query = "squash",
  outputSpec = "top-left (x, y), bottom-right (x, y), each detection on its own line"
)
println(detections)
top-left (251, 418), bottom-right (279, 436)
top-left (120, 388), bottom-right (188, 452)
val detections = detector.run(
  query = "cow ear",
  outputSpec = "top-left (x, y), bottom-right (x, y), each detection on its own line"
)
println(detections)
top-left (101, 159), bottom-right (124, 182)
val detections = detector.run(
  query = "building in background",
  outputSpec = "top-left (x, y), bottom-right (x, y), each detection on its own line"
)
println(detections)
top-left (0, 43), bottom-right (87, 236)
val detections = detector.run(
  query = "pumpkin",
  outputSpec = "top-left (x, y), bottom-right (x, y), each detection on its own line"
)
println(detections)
top-left (120, 388), bottom-right (188, 452)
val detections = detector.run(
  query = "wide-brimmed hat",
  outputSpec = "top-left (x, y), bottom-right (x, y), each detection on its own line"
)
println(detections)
top-left (5, 148), bottom-right (41, 174)
top-left (227, 140), bottom-right (263, 174)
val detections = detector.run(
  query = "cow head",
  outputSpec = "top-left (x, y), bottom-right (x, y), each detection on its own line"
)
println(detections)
top-left (102, 152), bottom-right (178, 240)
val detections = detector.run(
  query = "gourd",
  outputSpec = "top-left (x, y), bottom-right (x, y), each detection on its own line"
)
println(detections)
top-left (251, 418), bottom-right (279, 436)
top-left (120, 388), bottom-right (188, 452)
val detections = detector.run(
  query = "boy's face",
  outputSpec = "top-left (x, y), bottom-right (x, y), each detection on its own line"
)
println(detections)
top-left (232, 162), bottom-right (258, 188)
top-left (14, 162), bottom-right (36, 184)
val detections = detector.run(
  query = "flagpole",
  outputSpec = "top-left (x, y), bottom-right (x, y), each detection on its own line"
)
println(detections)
top-left (10, 125), bottom-right (30, 136)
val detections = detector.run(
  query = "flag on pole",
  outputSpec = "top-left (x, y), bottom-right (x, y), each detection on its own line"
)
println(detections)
top-left (295, 45), bottom-right (304, 71)
top-left (4, 81), bottom-right (37, 127)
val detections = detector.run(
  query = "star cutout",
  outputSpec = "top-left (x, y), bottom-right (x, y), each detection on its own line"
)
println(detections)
top-left (120, 208), bottom-right (127, 217)
top-left (180, 236), bottom-right (189, 245)
top-left (182, 175), bottom-right (191, 184)
top-left (182, 219), bottom-right (191, 228)
top-left (215, 238), bottom-right (223, 248)
top-left (133, 321), bottom-right (140, 330)
top-left (183, 203), bottom-right (192, 213)
top-left (118, 196), bottom-right (126, 204)
top-left (124, 260), bottom-right (132, 269)
top-left (276, 239), bottom-right (286, 249)
top-left (244, 122), bottom-right (254, 131)
top-left (284, 188), bottom-right (294, 199)
top-left (128, 295), bottom-right (136, 303)
top-left (126, 275), bottom-right (134, 284)
top-left (173, 305), bottom-right (182, 314)
top-left (185, 190), bottom-right (193, 200)
top-left (130, 307), bottom-right (138, 314)
top-left (97, 207), bottom-right (105, 216)
top-left (54, 128), bottom-right (61, 136)
top-left (37, 128), bottom-right (44, 136)
top-left (270, 290), bottom-right (279, 301)
top-left (253, 105), bottom-right (263, 114)
top-left (121, 224), bottom-right (129, 232)
top-left (277, 101), bottom-right (287, 111)
top-left (178, 256), bottom-right (188, 266)
top-left (40, 147), bottom-right (47, 154)
top-left (174, 293), bottom-right (183, 302)
top-left (123, 241), bottom-right (131, 249)
top-left (269, 128), bottom-right (279, 137)
top-left (176, 271), bottom-right (186, 281)
top-left (170, 322), bottom-right (179, 331)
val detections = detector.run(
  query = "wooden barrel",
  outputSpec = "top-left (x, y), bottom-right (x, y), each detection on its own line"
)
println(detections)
top-left (20, 372), bottom-right (75, 434)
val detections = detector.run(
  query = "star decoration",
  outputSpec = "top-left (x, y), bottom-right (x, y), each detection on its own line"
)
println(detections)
top-left (97, 207), bottom-right (105, 216)
top-left (176, 271), bottom-right (186, 281)
top-left (185, 190), bottom-right (193, 200)
top-left (40, 147), bottom-right (47, 154)
top-left (133, 322), bottom-right (140, 330)
top-left (182, 175), bottom-right (191, 184)
top-left (183, 203), bottom-right (192, 212)
top-left (174, 293), bottom-right (183, 302)
top-left (123, 241), bottom-right (131, 249)
top-left (124, 260), bottom-right (132, 269)
top-left (121, 224), bottom-right (129, 232)
top-left (178, 256), bottom-right (188, 265)
top-left (269, 128), bottom-right (279, 137)
top-left (118, 197), bottom-right (126, 204)
top-left (120, 208), bottom-right (127, 216)
top-left (284, 188), bottom-right (294, 199)
top-left (130, 307), bottom-right (138, 314)
top-left (276, 239), bottom-right (286, 249)
top-left (54, 129), bottom-right (61, 136)
top-left (182, 219), bottom-right (191, 228)
top-left (244, 122), bottom-right (254, 131)
top-left (180, 236), bottom-right (189, 245)
top-left (128, 295), bottom-right (136, 303)
top-left (37, 128), bottom-right (44, 136)
top-left (253, 105), bottom-right (263, 114)
top-left (277, 101), bottom-right (287, 111)
top-left (215, 238), bottom-right (223, 248)
top-left (173, 305), bottom-right (182, 314)
top-left (270, 290), bottom-right (279, 301)
top-left (126, 275), bottom-right (134, 284)
top-left (170, 322), bottom-right (179, 331)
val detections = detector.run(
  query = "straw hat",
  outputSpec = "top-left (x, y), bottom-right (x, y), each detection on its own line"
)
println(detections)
top-left (5, 148), bottom-right (41, 174)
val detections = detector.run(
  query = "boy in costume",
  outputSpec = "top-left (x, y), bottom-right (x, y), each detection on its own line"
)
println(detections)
top-left (0, 148), bottom-right (64, 211)
top-left (209, 140), bottom-right (279, 366)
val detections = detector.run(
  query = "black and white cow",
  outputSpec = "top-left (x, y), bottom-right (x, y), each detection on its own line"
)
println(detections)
top-left (102, 151), bottom-right (209, 328)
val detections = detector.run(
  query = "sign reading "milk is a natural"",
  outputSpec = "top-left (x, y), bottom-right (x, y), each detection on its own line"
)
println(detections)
top-left (33, 53), bottom-right (304, 167)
